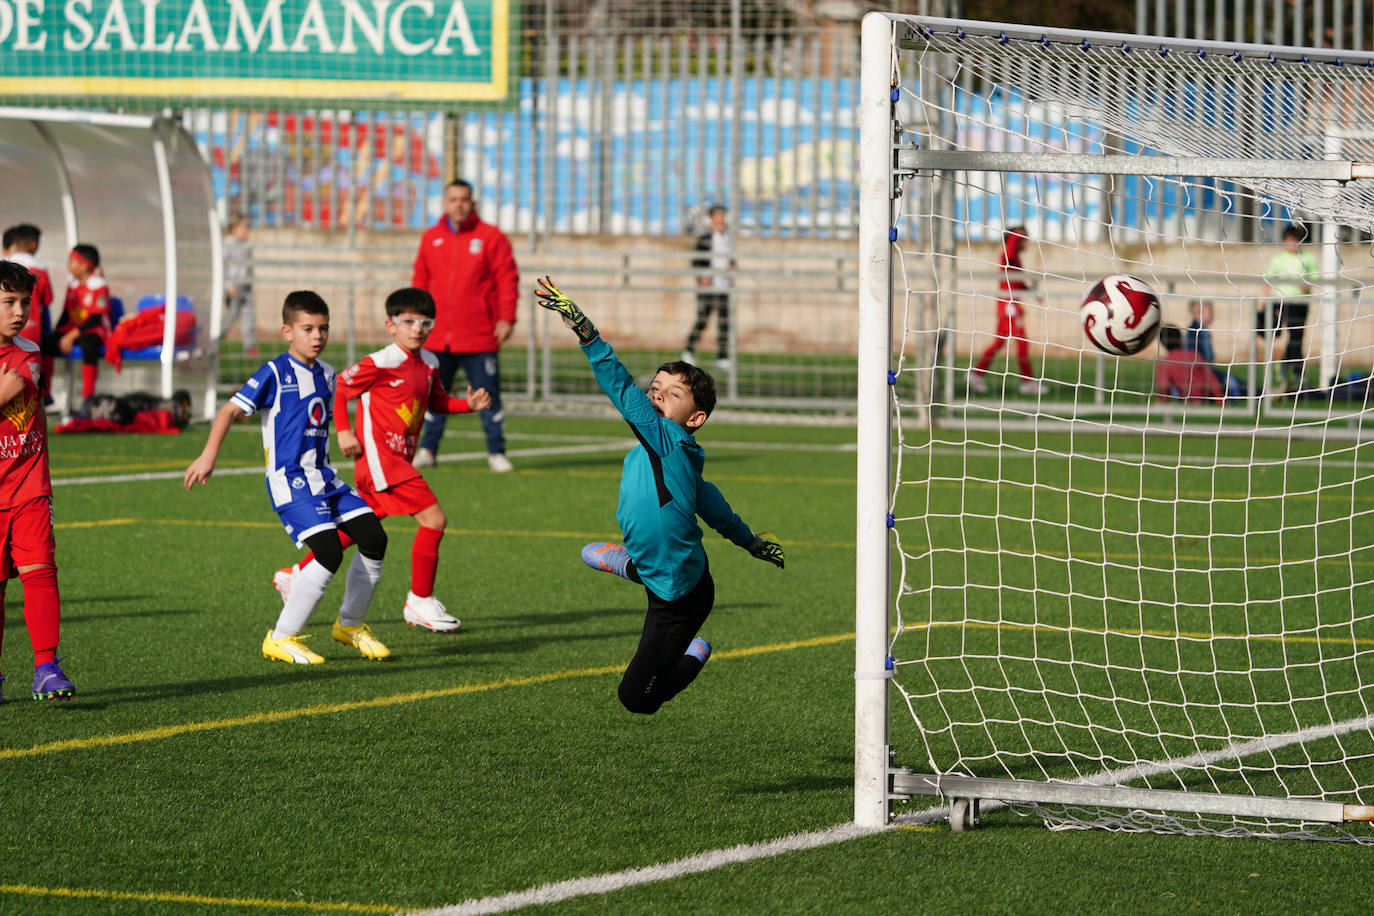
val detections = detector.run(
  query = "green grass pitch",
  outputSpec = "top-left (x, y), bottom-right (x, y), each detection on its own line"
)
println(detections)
top-left (1, 411), bottom-right (1370, 914)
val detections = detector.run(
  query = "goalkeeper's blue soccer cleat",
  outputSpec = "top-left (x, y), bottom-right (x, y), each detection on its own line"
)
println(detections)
top-left (32, 659), bottom-right (74, 700)
top-left (686, 637), bottom-right (712, 665)
top-left (581, 541), bottom-right (634, 581)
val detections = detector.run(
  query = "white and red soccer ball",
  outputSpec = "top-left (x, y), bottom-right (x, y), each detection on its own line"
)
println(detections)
top-left (1080, 274), bottom-right (1162, 356)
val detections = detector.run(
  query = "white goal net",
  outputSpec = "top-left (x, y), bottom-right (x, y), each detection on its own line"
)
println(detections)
top-left (856, 14), bottom-right (1374, 841)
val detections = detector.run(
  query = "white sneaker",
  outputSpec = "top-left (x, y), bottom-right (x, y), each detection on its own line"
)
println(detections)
top-left (413, 447), bottom-right (436, 469)
top-left (1019, 379), bottom-right (1048, 395)
top-left (272, 563), bottom-right (299, 605)
top-left (487, 453), bottom-right (514, 472)
top-left (968, 372), bottom-right (988, 394)
top-left (714, 357), bottom-right (733, 371)
top-left (680, 349), bottom-right (696, 365)
top-left (403, 592), bottom-right (462, 632)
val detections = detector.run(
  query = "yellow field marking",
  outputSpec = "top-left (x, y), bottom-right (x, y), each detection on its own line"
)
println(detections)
top-left (0, 634), bottom-right (853, 763)
top-left (903, 618), bottom-right (1374, 650)
top-left (53, 517), bottom-right (856, 549)
top-left (0, 883), bottom-right (393, 913)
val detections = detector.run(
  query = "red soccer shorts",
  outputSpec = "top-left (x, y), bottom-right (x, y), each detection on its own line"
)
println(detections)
top-left (0, 496), bottom-right (55, 578)
top-left (356, 475), bottom-right (439, 520)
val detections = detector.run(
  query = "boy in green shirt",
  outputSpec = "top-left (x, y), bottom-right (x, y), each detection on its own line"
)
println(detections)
top-left (535, 277), bottom-right (784, 714)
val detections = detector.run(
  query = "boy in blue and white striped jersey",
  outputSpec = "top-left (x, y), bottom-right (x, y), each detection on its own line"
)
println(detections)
top-left (183, 290), bottom-right (390, 665)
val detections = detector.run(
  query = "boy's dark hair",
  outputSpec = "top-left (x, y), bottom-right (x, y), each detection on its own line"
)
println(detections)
top-left (447, 178), bottom-right (474, 194)
top-left (282, 290), bottom-right (329, 324)
top-left (0, 260), bottom-right (36, 295)
top-left (11, 224), bottom-right (41, 250)
top-left (657, 360), bottom-right (717, 417)
top-left (72, 243), bottom-right (100, 267)
top-left (707, 204), bottom-right (726, 217)
top-left (228, 212), bottom-right (249, 230)
top-left (1, 226), bottom-right (15, 250)
top-left (385, 287), bottom-right (436, 319)
top-left (1282, 223), bottom-right (1307, 243)
top-left (1158, 325), bottom-right (1183, 352)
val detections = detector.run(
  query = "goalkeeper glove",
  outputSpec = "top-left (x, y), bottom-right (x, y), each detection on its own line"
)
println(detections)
top-left (747, 532), bottom-right (785, 569)
top-left (535, 276), bottom-right (598, 344)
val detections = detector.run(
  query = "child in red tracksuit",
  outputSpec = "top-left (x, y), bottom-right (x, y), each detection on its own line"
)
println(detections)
top-left (41, 244), bottom-right (111, 401)
top-left (970, 227), bottom-right (1045, 395)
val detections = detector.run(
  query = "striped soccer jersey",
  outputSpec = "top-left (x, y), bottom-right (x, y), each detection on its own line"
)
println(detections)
top-left (335, 343), bottom-right (471, 492)
top-left (232, 353), bottom-right (349, 508)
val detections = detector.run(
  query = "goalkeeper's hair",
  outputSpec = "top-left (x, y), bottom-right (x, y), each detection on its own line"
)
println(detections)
top-left (282, 289), bottom-right (329, 325)
top-left (385, 287), bottom-right (436, 320)
top-left (657, 361), bottom-right (716, 417)
top-left (0, 259), bottom-right (36, 295)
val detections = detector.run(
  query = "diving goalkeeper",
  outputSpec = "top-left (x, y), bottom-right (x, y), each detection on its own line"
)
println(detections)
top-left (535, 277), bottom-right (784, 715)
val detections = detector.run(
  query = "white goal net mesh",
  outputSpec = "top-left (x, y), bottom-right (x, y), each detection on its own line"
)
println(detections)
top-left (882, 17), bottom-right (1374, 840)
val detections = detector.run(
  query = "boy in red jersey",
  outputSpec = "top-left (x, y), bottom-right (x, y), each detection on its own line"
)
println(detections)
top-left (0, 261), bottom-right (72, 700)
top-left (274, 288), bottom-right (490, 632)
top-left (969, 226), bottom-right (1046, 396)
top-left (41, 243), bottom-right (112, 401)
top-left (2, 224), bottom-right (54, 351)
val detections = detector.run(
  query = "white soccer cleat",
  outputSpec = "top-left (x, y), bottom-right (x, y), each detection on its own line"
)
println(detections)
top-left (487, 453), bottom-right (514, 473)
top-left (968, 372), bottom-right (988, 394)
top-left (272, 563), bottom-right (299, 605)
top-left (403, 591), bottom-right (462, 632)
top-left (1019, 379), bottom-right (1048, 396)
top-left (680, 349), bottom-right (696, 365)
top-left (413, 447), bottom-right (437, 469)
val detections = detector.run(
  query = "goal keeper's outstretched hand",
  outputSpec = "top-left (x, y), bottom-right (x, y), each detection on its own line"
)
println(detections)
top-left (748, 532), bottom-right (785, 569)
top-left (535, 276), bottom-right (598, 344)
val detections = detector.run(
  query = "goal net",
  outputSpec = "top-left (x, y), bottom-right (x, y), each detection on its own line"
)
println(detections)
top-left (856, 14), bottom-right (1374, 841)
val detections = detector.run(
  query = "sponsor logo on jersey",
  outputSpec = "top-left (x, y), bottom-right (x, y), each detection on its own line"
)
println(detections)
top-left (306, 396), bottom-right (327, 427)
top-left (432, 237), bottom-right (444, 247)
top-left (292, 477), bottom-right (305, 489)
top-left (389, 378), bottom-right (405, 387)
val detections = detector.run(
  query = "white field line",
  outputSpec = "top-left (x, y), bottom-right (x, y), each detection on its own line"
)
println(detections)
top-left (411, 711), bottom-right (1374, 915)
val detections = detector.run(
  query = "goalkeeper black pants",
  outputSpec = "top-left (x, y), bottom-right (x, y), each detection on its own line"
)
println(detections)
top-left (618, 562), bottom-right (713, 715)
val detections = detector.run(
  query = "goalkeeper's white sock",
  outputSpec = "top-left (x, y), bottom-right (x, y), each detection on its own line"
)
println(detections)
top-left (273, 561), bottom-right (332, 637)
top-left (337, 553), bottom-right (383, 628)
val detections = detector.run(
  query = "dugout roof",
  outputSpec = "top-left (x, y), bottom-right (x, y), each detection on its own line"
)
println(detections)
top-left (0, 108), bottom-right (221, 410)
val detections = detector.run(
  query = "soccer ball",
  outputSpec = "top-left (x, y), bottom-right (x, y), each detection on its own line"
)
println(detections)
top-left (1080, 274), bottom-right (1162, 356)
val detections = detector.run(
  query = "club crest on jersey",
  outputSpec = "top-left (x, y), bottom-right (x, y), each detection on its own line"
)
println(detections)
top-left (1, 388), bottom-right (36, 430)
top-left (395, 397), bottom-right (423, 432)
top-left (291, 477), bottom-right (305, 489)
top-left (469, 238), bottom-right (483, 254)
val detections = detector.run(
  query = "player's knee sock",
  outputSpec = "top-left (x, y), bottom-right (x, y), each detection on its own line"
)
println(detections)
top-left (411, 526), bottom-right (443, 598)
top-left (301, 531), bottom-right (355, 571)
top-left (273, 561), bottom-right (332, 638)
top-left (337, 553), bottom-right (383, 628)
top-left (81, 364), bottom-right (98, 399)
top-left (19, 566), bottom-right (60, 666)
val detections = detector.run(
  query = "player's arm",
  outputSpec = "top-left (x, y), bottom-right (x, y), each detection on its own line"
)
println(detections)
top-left (184, 401), bottom-right (247, 489)
top-left (697, 478), bottom-right (785, 569)
top-left (535, 276), bottom-right (671, 448)
top-left (0, 366), bottom-right (25, 410)
top-left (333, 358), bottom-right (376, 458)
top-left (428, 376), bottom-right (490, 415)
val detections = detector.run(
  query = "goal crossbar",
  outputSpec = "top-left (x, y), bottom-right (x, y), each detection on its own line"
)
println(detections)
top-left (905, 151), bottom-right (1374, 182)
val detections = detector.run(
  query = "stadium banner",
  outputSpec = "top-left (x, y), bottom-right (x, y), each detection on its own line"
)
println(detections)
top-left (0, 0), bottom-right (512, 103)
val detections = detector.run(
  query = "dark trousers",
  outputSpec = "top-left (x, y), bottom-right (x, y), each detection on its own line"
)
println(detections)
top-left (418, 350), bottom-right (505, 455)
top-left (1256, 300), bottom-right (1309, 381)
top-left (618, 563), bottom-right (714, 715)
top-left (42, 329), bottom-right (101, 365)
top-left (685, 292), bottom-right (730, 358)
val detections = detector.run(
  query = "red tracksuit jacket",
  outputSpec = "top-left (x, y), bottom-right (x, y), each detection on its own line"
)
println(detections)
top-left (411, 211), bottom-right (519, 354)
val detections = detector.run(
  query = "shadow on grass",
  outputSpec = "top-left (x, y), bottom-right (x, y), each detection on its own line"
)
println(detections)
top-left (742, 774), bottom-right (851, 795)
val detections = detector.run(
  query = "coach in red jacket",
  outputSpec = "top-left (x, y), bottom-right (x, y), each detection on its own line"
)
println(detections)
top-left (412, 179), bottom-right (520, 472)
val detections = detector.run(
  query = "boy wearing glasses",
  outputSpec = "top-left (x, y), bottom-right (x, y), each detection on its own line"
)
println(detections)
top-left (273, 287), bottom-right (490, 632)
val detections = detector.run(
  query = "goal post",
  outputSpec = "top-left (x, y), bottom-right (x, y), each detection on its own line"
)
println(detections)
top-left (857, 13), bottom-right (1374, 840)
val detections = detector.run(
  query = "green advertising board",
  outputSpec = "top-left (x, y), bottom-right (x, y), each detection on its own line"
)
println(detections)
top-left (0, 0), bottom-right (511, 102)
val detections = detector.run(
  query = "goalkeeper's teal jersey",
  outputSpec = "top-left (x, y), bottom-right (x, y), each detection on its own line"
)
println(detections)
top-left (583, 336), bottom-right (754, 601)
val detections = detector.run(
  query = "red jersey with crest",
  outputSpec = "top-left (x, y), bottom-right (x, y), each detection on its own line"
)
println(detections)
top-left (334, 343), bottom-right (472, 492)
top-left (0, 338), bottom-right (51, 508)
top-left (5, 253), bottom-right (53, 346)
top-left (59, 274), bottom-right (111, 340)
